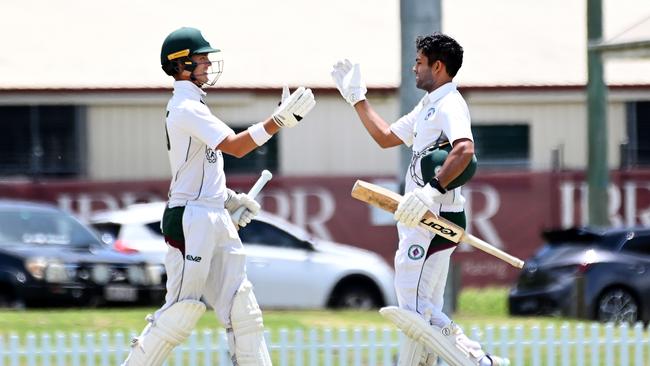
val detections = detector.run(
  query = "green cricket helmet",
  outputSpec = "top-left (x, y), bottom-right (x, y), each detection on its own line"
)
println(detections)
top-left (417, 142), bottom-right (478, 190)
top-left (160, 27), bottom-right (223, 85)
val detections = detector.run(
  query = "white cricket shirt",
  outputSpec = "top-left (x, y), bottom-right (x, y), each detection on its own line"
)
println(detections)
top-left (165, 81), bottom-right (234, 208)
top-left (390, 82), bottom-right (473, 211)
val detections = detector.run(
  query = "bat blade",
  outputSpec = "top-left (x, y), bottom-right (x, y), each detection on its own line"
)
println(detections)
top-left (351, 180), bottom-right (401, 212)
top-left (351, 180), bottom-right (524, 268)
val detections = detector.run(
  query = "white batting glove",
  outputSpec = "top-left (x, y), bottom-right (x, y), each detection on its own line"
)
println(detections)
top-left (330, 59), bottom-right (367, 106)
top-left (225, 189), bottom-right (261, 228)
top-left (393, 184), bottom-right (442, 227)
top-left (278, 84), bottom-right (290, 105)
top-left (272, 86), bottom-right (316, 128)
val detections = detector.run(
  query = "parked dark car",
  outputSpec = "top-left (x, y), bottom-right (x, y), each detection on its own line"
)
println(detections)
top-left (0, 200), bottom-right (165, 307)
top-left (509, 227), bottom-right (650, 324)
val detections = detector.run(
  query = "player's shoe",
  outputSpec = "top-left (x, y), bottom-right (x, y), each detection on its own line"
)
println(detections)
top-left (445, 322), bottom-right (511, 366)
top-left (484, 354), bottom-right (511, 366)
top-left (447, 322), bottom-right (482, 352)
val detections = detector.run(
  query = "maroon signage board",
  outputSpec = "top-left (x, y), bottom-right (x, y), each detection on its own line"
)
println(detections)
top-left (2, 170), bottom-right (650, 286)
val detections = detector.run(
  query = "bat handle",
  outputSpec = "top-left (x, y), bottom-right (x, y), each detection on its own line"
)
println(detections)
top-left (464, 233), bottom-right (525, 268)
top-left (231, 170), bottom-right (273, 223)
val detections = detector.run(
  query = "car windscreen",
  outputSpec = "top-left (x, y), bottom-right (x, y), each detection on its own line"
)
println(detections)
top-left (541, 228), bottom-right (626, 250)
top-left (239, 220), bottom-right (311, 250)
top-left (146, 221), bottom-right (163, 236)
top-left (0, 209), bottom-right (101, 247)
top-left (619, 234), bottom-right (650, 256)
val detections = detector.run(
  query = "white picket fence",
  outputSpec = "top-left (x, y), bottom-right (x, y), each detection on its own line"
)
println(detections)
top-left (1, 322), bottom-right (649, 366)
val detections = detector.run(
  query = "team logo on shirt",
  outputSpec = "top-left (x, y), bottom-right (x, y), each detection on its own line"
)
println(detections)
top-left (425, 107), bottom-right (436, 120)
top-left (206, 148), bottom-right (218, 163)
top-left (407, 244), bottom-right (425, 260)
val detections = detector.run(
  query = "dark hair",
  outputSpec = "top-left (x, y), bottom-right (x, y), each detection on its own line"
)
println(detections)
top-left (162, 57), bottom-right (196, 77)
top-left (415, 33), bottom-right (463, 77)
top-left (162, 60), bottom-right (180, 76)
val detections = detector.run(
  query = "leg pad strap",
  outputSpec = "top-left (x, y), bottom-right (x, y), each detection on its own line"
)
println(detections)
top-left (380, 306), bottom-right (485, 366)
top-left (122, 300), bottom-right (206, 366)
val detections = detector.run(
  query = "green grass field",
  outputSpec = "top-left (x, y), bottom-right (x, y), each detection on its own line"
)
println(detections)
top-left (0, 287), bottom-right (585, 336)
top-left (1, 287), bottom-right (647, 365)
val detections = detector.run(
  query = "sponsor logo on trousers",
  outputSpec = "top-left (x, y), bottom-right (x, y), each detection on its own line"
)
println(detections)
top-left (186, 255), bottom-right (202, 262)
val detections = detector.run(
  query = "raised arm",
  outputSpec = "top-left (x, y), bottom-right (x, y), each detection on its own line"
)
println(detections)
top-left (331, 59), bottom-right (402, 149)
top-left (218, 86), bottom-right (315, 157)
top-left (353, 100), bottom-right (403, 148)
top-left (218, 118), bottom-right (278, 158)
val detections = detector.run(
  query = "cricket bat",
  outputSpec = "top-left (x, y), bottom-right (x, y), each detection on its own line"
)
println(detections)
top-left (351, 180), bottom-right (524, 268)
top-left (232, 170), bottom-right (273, 229)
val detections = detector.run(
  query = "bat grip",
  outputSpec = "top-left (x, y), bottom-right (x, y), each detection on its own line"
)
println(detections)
top-left (231, 170), bottom-right (273, 223)
top-left (464, 234), bottom-right (525, 268)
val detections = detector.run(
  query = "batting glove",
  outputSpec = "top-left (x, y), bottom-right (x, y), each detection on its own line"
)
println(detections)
top-left (393, 184), bottom-right (441, 227)
top-left (330, 59), bottom-right (367, 106)
top-left (272, 86), bottom-right (316, 128)
top-left (225, 189), bottom-right (261, 228)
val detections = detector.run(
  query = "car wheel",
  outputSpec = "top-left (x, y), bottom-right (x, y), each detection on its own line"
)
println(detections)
top-left (84, 293), bottom-right (106, 308)
top-left (0, 292), bottom-right (13, 308)
top-left (0, 288), bottom-right (24, 309)
top-left (332, 285), bottom-right (381, 310)
top-left (596, 288), bottom-right (639, 324)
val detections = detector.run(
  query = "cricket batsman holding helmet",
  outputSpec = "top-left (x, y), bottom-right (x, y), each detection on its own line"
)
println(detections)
top-left (331, 33), bottom-right (509, 366)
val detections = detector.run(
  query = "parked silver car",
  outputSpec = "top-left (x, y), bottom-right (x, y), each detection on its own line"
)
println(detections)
top-left (90, 202), bottom-right (397, 309)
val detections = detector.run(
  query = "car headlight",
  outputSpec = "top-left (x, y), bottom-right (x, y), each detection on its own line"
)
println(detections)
top-left (127, 265), bottom-right (146, 285)
top-left (25, 258), bottom-right (71, 283)
top-left (25, 257), bottom-right (47, 280)
top-left (45, 262), bottom-right (70, 283)
top-left (146, 264), bottom-right (164, 286)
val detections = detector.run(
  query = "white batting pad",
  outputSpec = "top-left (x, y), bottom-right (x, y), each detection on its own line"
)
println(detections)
top-left (122, 300), bottom-right (206, 366)
top-left (229, 280), bottom-right (272, 366)
top-left (380, 306), bottom-right (486, 366)
top-left (398, 337), bottom-right (438, 366)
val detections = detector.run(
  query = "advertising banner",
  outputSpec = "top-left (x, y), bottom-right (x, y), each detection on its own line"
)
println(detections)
top-left (2, 170), bottom-right (650, 286)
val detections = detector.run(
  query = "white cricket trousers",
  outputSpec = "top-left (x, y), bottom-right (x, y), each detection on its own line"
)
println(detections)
top-left (155, 202), bottom-right (247, 328)
top-left (394, 223), bottom-right (456, 328)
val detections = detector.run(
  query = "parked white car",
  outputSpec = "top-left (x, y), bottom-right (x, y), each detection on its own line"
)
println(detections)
top-left (89, 202), bottom-right (397, 309)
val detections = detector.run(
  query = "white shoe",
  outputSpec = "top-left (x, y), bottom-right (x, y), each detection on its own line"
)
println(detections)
top-left (485, 354), bottom-right (511, 366)
top-left (446, 322), bottom-right (482, 352)
top-left (446, 322), bottom-right (511, 366)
